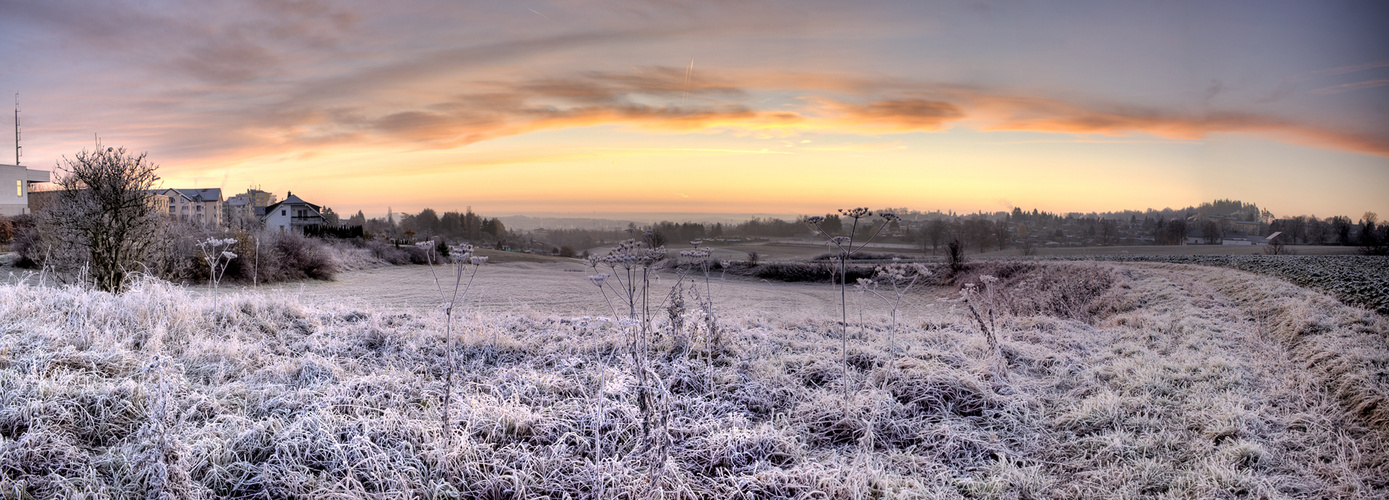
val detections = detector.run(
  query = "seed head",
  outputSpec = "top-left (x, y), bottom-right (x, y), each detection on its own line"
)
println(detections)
top-left (588, 273), bottom-right (608, 287)
top-left (911, 263), bottom-right (932, 276)
top-left (680, 249), bottom-right (711, 259)
top-left (840, 207), bottom-right (872, 219)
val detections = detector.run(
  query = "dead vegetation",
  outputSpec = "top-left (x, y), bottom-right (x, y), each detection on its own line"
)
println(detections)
top-left (0, 261), bottom-right (1385, 498)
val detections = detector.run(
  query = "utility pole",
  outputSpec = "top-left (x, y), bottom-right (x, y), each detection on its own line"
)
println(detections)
top-left (14, 93), bottom-right (20, 166)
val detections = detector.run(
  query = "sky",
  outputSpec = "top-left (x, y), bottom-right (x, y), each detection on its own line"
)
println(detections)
top-left (2, 0), bottom-right (1386, 220)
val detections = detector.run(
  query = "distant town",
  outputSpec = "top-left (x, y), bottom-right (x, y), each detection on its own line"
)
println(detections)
top-left (4, 158), bottom-right (1384, 262)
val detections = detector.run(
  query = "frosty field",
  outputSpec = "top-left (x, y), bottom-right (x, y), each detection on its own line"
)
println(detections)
top-left (1, 260), bottom-right (1386, 498)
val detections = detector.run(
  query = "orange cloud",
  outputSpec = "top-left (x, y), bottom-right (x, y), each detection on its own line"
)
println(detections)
top-left (134, 65), bottom-right (1389, 165)
top-left (824, 98), bottom-right (965, 132)
top-left (970, 94), bottom-right (1389, 156)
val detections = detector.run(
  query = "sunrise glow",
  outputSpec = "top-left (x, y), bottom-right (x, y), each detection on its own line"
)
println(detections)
top-left (3, 1), bottom-right (1385, 219)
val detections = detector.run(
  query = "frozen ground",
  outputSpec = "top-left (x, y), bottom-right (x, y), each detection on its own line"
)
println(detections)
top-left (255, 260), bottom-right (945, 322)
top-left (1, 260), bottom-right (1386, 498)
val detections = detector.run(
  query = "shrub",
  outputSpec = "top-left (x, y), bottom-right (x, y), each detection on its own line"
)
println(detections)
top-left (45, 146), bottom-right (163, 293)
top-left (206, 231), bottom-right (340, 284)
top-left (8, 215), bottom-right (41, 267)
top-left (365, 240), bottom-right (428, 265)
top-left (266, 232), bottom-right (338, 281)
top-left (946, 237), bottom-right (966, 273)
top-left (810, 251), bottom-right (910, 261)
top-left (0, 216), bottom-right (12, 244)
top-left (752, 261), bottom-right (874, 283)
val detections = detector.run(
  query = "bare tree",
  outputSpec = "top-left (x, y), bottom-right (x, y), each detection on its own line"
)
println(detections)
top-left (923, 219), bottom-right (947, 254)
top-left (1100, 219), bottom-right (1119, 245)
top-left (46, 146), bottom-right (162, 293)
top-left (994, 219), bottom-right (1012, 250)
top-left (1019, 238), bottom-right (1037, 256)
top-left (1202, 220), bottom-right (1222, 244)
top-left (1306, 216), bottom-right (1329, 245)
top-left (1362, 212), bottom-right (1387, 255)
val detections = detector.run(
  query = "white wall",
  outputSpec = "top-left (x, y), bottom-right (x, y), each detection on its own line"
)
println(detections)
top-left (264, 204), bottom-right (293, 233)
top-left (0, 164), bottom-right (48, 216)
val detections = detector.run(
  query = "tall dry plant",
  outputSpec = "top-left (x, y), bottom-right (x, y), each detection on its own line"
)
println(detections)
top-left (857, 259), bottom-right (931, 357)
top-left (421, 241), bottom-right (486, 444)
top-left (805, 208), bottom-right (898, 396)
top-left (585, 232), bottom-right (673, 476)
top-left (197, 237), bottom-right (236, 307)
top-left (960, 275), bottom-right (1007, 378)
top-left (680, 240), bottom-right (724, 366)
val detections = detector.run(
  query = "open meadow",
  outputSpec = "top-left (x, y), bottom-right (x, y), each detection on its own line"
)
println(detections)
top-left (1, 257), bottom-right (1387, 498)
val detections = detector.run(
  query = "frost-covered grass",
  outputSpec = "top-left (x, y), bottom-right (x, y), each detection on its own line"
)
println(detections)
top-left (1, 262), bottom-right (1386, 498)
top-left (1052, 255), bottom-right (1389, 315)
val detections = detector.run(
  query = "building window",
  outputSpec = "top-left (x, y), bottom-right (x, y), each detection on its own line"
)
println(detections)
top-left (15, 180), bottom-right (21, 197)
top-left (282, 209), bottom-right (286, 216)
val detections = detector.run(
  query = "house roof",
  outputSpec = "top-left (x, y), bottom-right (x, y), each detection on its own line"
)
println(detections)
top-left (152, 188), bottom-right (222, 202)
top-left (176, 188), bottom-right (222, 202)
top-left (261, 191), bottom-right (323, 218)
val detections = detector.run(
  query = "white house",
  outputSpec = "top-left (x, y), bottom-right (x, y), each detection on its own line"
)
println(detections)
top-left (260, 192), bottom-right (327, 234)
top-left (0, 163), bottom-right (50, 216)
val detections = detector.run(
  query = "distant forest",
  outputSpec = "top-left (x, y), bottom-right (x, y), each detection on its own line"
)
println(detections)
top-left (343, 199), bottom-right (1386, 256)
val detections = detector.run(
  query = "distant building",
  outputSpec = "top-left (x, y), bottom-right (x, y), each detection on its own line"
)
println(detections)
top-left (223, 188), bottom-right (278, 230)
top-left (260, 191), bottom-right (327, 234)
top-left (1202, 213), bottom-right (1261, 235)
top-left (1219, 232), bottom-right (1268, 245)
top-left (155, 188), bottom-right (223, 227)
top-left (0, 163), bottom-right (51, 216)
top-left (1187, 229), bottom-right (1268, 245)
top-left (148, 192), bottom-right (170, 215)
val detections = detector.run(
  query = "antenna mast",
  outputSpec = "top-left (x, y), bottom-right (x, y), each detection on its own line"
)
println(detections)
top-left (13, 93), bottom-right (19, 166)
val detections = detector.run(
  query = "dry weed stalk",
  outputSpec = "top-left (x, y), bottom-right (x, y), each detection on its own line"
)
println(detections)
top-left (422, 241), bottom-right (486, 444)
top-left (585, 232), bottom-right (674, 479)
top-left (960, 275), bottom-right (1007, 378)
top-left (197, 237), bottom-right (237, 309)
top-left (805, 208), bottom-right (899, 397)
top-left (680, 241), bottom-right (725, 375)
top-left (856, 259), bottom-right (931, 357)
